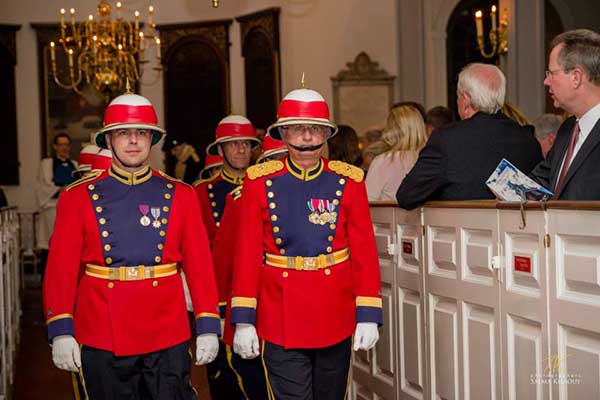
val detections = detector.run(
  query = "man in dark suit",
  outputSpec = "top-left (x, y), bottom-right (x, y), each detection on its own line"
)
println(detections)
top-left (530, 29), bottom-right (600, 200)
top-left (396, 63), bottom-right (543, 210)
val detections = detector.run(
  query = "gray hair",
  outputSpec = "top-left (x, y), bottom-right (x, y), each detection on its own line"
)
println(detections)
top-left (457, 63), bottom-right (506, 114)
top-left (532, 114), bottom-right (562, 139)
top-left (552, 29), bottom-right (600, 86)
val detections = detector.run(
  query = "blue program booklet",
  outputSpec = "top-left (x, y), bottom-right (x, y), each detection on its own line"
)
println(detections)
top-left (486, 158), bottom-right (553, 201)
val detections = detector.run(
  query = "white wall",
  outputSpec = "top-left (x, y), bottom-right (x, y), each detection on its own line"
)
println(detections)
top-left (0, 0), bottom-right (398, 211)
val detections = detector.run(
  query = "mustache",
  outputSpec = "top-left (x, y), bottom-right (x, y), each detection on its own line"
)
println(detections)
top-left (288, 142), bottom-right (325, 152)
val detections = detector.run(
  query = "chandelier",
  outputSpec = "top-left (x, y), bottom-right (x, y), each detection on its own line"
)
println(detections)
top-left (49, 0), bottom-right (161, 96)
top-left (473, 5), bottom-right (508, 59)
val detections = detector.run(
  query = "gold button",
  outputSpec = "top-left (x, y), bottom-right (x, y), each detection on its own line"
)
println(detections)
top-left (96, 206), bottom-right (103, 213)
top-left (107, 282), bottom-right (114, 289)
top-left (271, 215), bottom-right (278, 222)
top-left (275, 238), bottom-right (282, 245)
top-left (208, 184), bottom-right (213, 189)
top-left (92, 194), bottom-right (99, 200)
top-left (99, 218), bottom-right (106, 225)
top-left (161, 218), bottom-right (168, 224)
top-left (159, 230), bottom-right (166, 237)
top-left (332, 212), bottom-right (338, 217)
top-left (279, 248), bottom-right (286, 255)
top-left (330, 224), bottom-right (336, 230)
top-left (328, 235), bottom-right (333, 242)
top-left (266, 180), bottom-right (273, 187)
top-left (167, 183), bottom-right (174, 189)
top-left (339, 178), bottom-right (346, 185)
top-left (213, 212), bottom-right (219, 218)
top-left (88, 184), bottom-right (95, 190)
top-left (155, 256), bottom-right (161, 263)
top-left (209, 193), bottom-right (215, 198)
top-left (332, 199), bottom-right (340, 206)
top-left (269, 202), bottom-right (276, 209)
top-left (164, 193), bottom-right (171, 200)
top-left (104, 244), bottom-right (111, 251)
top-left (324, 269), bottom-right (331, 276)
top-left (273, 226), bottom-right (280, 233)
top-left (152, 280), bottom-right (159, 287)
top-left (336, 190), bottom-right (342, 196)
top-left (327, 246), bottom-right (332, 253)
top-left (163, 206), bottom-right (169, 212)
top-left (211, 202), bottom-right (217, 207)
top-left (267, 192), bottom-right (275, 198)
top-left (102, 231), bottom-right (109, 238)
top-left (157, 243), bottom-right (164, 250)
top-left (282, 271), bottom-right (288, 278)
top-left (105, 257), bottom-right (113, 264)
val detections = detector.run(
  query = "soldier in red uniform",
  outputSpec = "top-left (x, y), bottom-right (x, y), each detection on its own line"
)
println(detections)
top-left (193, 115), bottom-right (260, 245)
top-left (43, 93), bottom-right (220, 400)
top-left (231, 87), bottom-right (383, 399)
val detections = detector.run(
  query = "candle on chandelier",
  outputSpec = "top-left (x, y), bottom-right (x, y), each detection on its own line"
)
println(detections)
top-left (139, 32), bottom-right (145, 50)
top-left (92, 35), bottom-right (98, 57)
top-left (474, 10), bottom-right (483, 38)
top-left (155, 37), bottom-right (161, 59)
top-left (491, 5), bottom-right (497, 31)
top-left (70, 8), bottom-right (75, 27)
top-left (116, 2), bottom-right (122, 19)
top-left (50, 42), bottom-right (56, 62)
top-left (134, 11), bottom-right (140, 31)
top-left (60, 8), bottom-right (65, 28)
top-left (68, 49), bottom-right (74, 68)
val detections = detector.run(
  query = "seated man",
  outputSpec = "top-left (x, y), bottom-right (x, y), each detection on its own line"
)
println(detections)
top-left (396, 63), bottom-right (543, 210)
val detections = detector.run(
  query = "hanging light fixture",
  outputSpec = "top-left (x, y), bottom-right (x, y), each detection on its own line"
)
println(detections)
top-left (212, 0), bottom-right (220, 7)
top-left (49, 0), bottom-right (161, 96)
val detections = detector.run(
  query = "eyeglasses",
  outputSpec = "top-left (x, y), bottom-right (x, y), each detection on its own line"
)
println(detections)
top-left (279, 125), bottom-right (329, 135)
top-left (545, 68), bottom-right (572, 79)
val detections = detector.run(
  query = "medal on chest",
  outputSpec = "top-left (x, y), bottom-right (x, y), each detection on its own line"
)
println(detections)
top-left (139, 204), bottom-right (151, 226)
top-left (151, 207), bottom-right (161, 228)
top-left (307, 198), bottom-right (337, 225)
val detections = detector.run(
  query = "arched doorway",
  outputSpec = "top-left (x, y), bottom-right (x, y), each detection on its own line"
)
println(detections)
top-left (446, 0), bottom-right (500, 117)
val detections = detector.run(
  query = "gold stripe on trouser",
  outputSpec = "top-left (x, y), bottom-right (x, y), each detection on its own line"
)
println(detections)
top-left (260, 340), bottom-right (276, 400)
top-left (74, 345), bottom-right (90, 400)
top-left (71, 373), bottom-right (81, 400)
top-left (226, 345), bottom-right (250, 400)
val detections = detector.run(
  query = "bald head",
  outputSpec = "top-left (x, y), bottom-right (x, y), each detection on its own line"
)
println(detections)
top-left (457, 63), bottom-right (506, 119)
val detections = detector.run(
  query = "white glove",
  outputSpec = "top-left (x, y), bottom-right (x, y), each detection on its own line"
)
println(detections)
top-left (180, 272), bottom-right (193, 312)
top-left (52, 335), bottom-right (81, 372)
top-left (195, 334), bottom-right (219, 365)
top-left (353, 322), bottom-right (379, 351)
top-left (233, 323), bottom-right (260, 359)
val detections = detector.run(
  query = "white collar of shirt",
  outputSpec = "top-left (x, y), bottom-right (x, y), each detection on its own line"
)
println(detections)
top-left (573, 102), bottom-right (600, 156)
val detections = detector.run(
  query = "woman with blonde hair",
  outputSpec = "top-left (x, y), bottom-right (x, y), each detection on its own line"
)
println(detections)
top-left (366, 105), bottom-right (428, 201)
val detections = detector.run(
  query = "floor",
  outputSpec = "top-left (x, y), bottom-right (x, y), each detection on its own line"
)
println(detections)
top-left (12, 286), bottom-right (211, 400)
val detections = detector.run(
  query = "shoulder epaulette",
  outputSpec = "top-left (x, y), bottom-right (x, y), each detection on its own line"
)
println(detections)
top-left (192, 173), bottom-right (218, 187)
top-left (230, 185), bottom-right (243, 200)
top-left (158, 169), bottom-right (189, 187)
top-left (66, 170), bottom-right (103, 191)
top-left (247, 160), bottom-right (284, 180)
top-left (328, 160), bottom-right (364, 183)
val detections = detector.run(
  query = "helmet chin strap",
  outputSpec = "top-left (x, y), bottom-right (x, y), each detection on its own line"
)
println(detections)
top-left (287, 142), bottom-right (326, 152)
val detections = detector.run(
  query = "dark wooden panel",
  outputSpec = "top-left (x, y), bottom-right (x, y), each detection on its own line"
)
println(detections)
top-left (0, 24), bottom-right (21, 185)
top-left (159, 20), bottom-right (232, 170)
top-left (236, 8), bottom-right (281, 130)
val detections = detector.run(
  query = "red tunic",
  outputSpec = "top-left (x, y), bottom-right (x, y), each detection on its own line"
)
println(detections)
top-left (230, 158), bottom-right (382, 349)
top-left (43, 166), bottom-right (220, 356)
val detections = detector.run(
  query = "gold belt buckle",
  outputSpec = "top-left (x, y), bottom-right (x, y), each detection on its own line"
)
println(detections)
top-left (304, 257), bottom-right (318, 271)
top-left (125, 266), bottom-right (141, 281)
